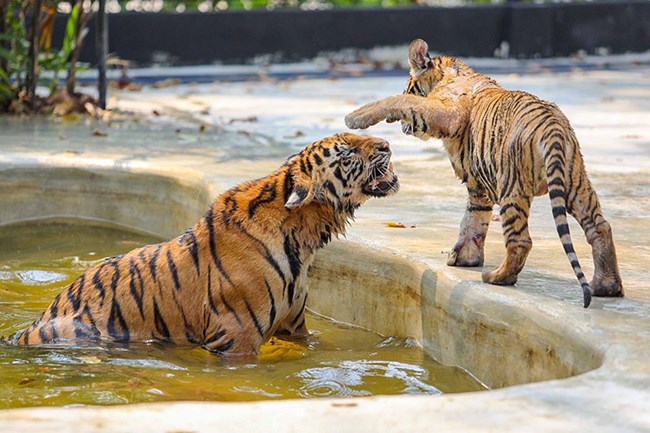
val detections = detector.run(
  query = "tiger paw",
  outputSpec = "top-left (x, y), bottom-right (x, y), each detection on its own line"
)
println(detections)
top-left (590, 277), bottom-right (624, 298)
top-left (345, 106), bottom-right (383, 129)
top-left (481, 268), bottom-right (518, 286)
top-left (401, 121), bottom-right (414, 135)
top-left (446, 234), bottom-right (485, 267)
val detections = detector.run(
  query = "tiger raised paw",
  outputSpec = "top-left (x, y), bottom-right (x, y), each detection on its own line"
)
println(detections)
top-left (345, 39), bottom-right (623, 308)
top-left (9, 133), bottom-right (399, 355)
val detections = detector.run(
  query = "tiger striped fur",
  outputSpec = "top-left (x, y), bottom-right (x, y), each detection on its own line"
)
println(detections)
top-left (345, 39), bottom-right (623, 308)
top-left (10, 133), bottom-right (399, 353)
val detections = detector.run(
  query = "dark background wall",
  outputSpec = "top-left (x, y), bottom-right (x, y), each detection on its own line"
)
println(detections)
top-left (55, 1), bottom-right (650, 65)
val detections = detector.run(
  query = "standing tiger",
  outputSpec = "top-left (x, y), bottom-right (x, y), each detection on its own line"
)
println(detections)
top-left (9, 133), bottom-right (399, 354)
top-left (345, 39), bottom-right (623, 308)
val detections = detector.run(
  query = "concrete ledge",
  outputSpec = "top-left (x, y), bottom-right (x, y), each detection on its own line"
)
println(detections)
top-left (0, 165), bottom-right (210, 239)
top-left (309, 241), bottom-right (602, 389)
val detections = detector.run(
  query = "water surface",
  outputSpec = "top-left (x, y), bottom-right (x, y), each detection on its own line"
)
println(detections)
top-left (0, 219), bottom-right (486, 408)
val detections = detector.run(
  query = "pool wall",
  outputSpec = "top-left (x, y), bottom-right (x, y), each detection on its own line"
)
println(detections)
top-left (0, 159), bottom-right (648, 432)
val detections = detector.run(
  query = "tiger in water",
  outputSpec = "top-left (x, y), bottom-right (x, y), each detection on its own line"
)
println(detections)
top-left (10, 133), bottom-right (399, 354)
top-left (345, 38), bottom-right (623, 308)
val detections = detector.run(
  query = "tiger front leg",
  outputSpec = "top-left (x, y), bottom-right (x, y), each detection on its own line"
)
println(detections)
top-left (448, 187), bottom-right (493, 267)
top-left (345, 96), bottom-right (409, 130)
top-left (482, 196), bottom-right (532, 286)
top-left (345, 94), bottom-right (464, 139)
top-left (274, 294), bottom-right (309, 339)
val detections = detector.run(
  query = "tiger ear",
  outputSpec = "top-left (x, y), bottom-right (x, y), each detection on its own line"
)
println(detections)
top-left (285, 170), bottom-right (316, 209)
top-left (285, 185), bottom-right (310, 209)
top-left (408, 39), bottom-right (431, 73)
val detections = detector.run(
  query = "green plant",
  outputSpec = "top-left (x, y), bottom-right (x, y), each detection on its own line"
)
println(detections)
top-left (0, 0), bottom-right (91, 113)
top-left (0, 0), bottom-right (28, 110)
top-left (37, 1), bottom-right (90, 95)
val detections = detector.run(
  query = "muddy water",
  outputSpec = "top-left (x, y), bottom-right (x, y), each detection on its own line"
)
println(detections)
top-left (0, 220), bottom-right (486, 408)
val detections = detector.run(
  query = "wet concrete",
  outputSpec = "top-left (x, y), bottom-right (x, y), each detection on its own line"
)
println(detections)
top-left (0, 63), bottom-right (649, 431)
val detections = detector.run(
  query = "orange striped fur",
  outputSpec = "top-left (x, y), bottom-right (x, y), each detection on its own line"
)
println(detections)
top-left (10, 133), bottom-right (398, 354)
top-left (345, 39), bottom-right (623, 307)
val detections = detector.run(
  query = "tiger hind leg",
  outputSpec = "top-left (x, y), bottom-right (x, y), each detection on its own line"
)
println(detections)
top-left (482, 196), bottom-right (532, 286)
top-left (448, 187), bottom-right (493, 267)
top-left (568, 180), bottom-right (624, 297)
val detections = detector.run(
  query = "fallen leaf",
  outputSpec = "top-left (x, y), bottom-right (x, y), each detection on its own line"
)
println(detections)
top-left (151, 78), bottom-right (181, 89)
top-left (228, 116), bottom-right (258, 125)
top-left (92, 129), bottom-right (108, 137)
top-left (84, 102), bottom-right (98, 116)
top-left (62, 112), bottom-right (81, 123)
top-left (284, 130), bottom-right (305, 139)
top-left (385, 222), bottom-right (406, 228)
top-left (18, 378), bottom-right (35, 386)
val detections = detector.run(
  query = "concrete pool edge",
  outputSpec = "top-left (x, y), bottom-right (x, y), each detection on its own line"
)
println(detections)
top-left (0, 157), bottom-right (648, 432)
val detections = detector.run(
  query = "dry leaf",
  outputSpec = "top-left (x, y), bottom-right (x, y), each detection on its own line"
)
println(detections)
top-left (228, 116), bottom-right (258, 125)
top-left (385, 222), bottom-right (406, 228)
top-left (284, 130), bottom-right (305, 139)
top-left (151, 78), bottom-right (181, 89)
top-left (92, 129), bottom-right (108, 137)
top-left (18, 378), bottom-right (35, 386)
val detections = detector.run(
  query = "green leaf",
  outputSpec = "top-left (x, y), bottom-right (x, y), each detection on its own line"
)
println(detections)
top-left (64, 2), bottom-right (81, 58)
top-left (0, 46), bottom-right (16, 61)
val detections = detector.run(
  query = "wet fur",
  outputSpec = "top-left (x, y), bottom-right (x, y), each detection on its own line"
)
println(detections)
top-left (345, 39), bottom-right (623, 307)
top-left (11, 133), bottom-right (398, 354)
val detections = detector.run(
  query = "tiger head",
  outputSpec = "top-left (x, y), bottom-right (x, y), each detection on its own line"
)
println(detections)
top-left (403, 38), bottom-right (466, 98)
top-left (284, 133), bottom-right (399, 212)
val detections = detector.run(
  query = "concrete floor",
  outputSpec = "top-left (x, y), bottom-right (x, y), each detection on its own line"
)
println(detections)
top-left (0, 60), bottom-right (649, 432)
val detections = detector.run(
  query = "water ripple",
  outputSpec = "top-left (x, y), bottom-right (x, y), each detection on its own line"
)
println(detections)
top-left (297, 360), bottom-right (442, 398)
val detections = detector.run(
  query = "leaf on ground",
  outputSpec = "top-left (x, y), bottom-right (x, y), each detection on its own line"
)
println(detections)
top-left (62, 112), bottom-right (81, 123)
top-left (151, 78), bottom-right (181, 89)
top-left (92, 129), bottom-right (108, 137)
top-left (385, 222), bottom-right (406, 228)
top-left (284, 130), bottom-right (305, 139)
top-left (228, 116), bottom-right (258, 125)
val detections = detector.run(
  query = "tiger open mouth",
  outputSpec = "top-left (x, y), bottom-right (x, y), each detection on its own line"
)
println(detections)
top-left (362, 162), bottom-right (399, 197)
